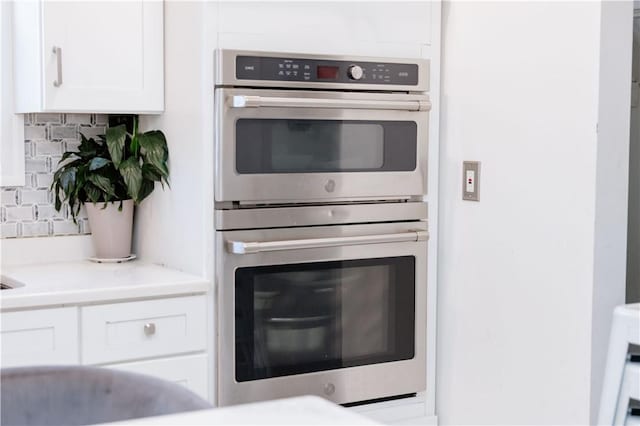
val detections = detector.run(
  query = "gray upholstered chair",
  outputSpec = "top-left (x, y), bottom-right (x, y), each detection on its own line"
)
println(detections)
top-left (1, 366), bottom-right (212, 425)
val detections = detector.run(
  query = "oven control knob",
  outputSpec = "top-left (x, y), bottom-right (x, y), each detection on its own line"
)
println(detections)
top-left (348, 65), bottom-right (364, 80)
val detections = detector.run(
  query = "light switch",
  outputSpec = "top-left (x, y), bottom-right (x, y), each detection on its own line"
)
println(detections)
top-left (466, 169), bottom-right (475, 192)
top-left (463, 161), bottom-right (481, 201)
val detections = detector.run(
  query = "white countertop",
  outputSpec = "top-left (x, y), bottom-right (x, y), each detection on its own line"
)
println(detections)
top-left (0, 261), bottom-right (209, 310)
top-left (101, 396), bottom-right (380, 425)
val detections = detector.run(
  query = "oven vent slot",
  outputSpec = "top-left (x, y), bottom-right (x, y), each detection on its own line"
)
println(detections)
top-left (232, 198), bottom-right (418, 210)
top-left (341, 393), bottom-right (418, 408)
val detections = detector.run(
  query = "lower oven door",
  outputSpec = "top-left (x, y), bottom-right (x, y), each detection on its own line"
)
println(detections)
top-left (216, 221), bottom-right (427, 406)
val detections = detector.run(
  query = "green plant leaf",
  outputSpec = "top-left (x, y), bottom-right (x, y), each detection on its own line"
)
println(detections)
top-left (105, 125), bottom-right (127, 169)
top-left (58, 151), bottom-right (78, 164)
top-left (88, 174), bottom-right (115, 198)
top-left (130, 133), bottom-right (139, 157)
top-left (118, 157), bottom-right (143, 202)
top-left (53, 183), bottom-right (62, 211)
top-left (59, 167), bottom-right (77, 195)
top-left (77, 134), bottom-right (99, 158)
top-left (58, 158), bottom-right (86, 170)
top-left (141, 163), bottom-right (163, 181)
top-left (84, 183), bottom-right (102, 203)
top-left (138, 131), bottom-right (169, 176)
top-left (73, 165), bottom-right (87, 202)
top-left (137, 179), bottom-right (155, 203)
top-left (89, 157), bottom-right (110, 171)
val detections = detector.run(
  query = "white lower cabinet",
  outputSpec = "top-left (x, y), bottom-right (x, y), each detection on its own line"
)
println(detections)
top-left (1, 307), bottom-right (78, 367)
top-left (107, 354), bottom-right (209, 400)
top-left (0, 294), bottom-right (209, 401)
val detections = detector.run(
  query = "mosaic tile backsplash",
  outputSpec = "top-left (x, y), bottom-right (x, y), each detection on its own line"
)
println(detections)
top-left (1, 113), bottom-right (108, 239)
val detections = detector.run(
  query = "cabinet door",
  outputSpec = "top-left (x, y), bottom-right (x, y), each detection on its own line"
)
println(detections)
top-left (107, 354), bottom-right (209, 401)
top-left (1, 307), bottom-right (79, 367)
top-left (41, 1), bottom-right (163, 113)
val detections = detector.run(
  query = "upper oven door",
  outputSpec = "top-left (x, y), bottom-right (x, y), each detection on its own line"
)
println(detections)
top-left (215, 88), bottom-right (430, 204)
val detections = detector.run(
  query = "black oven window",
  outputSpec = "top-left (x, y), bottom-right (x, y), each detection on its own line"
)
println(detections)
top-left (235, 119), bottom-right (417, 173)
top-left (234, 256), bottom-right (415, 382)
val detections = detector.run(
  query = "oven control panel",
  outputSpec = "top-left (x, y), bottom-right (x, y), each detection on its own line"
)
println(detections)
top-left (235, 55), bottom-right (419, 86)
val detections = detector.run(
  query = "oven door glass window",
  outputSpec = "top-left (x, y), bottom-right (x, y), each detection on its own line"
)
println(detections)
top-left (235, 119), bottom-right (417, 173)
top-left (234, 256), bottom-right (415, 382)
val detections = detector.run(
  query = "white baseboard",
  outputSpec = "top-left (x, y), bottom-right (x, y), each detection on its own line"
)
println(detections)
top-left (349, 395), bottom-right (433, 425)
top-left (393, 415), bottom-right (438, 425)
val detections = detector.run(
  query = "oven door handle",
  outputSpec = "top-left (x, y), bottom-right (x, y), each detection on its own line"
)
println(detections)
top-left (226, 230), bottom-right (429, 254)
top-left (229, 95), bottom-right (431, 111)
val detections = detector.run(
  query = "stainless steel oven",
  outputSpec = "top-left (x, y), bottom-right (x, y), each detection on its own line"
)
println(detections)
top-left (215, 204), bottom-right (428, 406)
top-left (214, 50), bottom-right (430, 205)
top-left (214, 50), bottom-right (431, 407)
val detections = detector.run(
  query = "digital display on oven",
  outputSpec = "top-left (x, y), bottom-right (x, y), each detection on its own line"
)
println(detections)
top-left (317, 65), bottom-right (339, 80)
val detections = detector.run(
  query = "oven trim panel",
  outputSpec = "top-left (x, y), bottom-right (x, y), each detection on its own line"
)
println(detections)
top-left (215, 221), bottom-right (428, 406)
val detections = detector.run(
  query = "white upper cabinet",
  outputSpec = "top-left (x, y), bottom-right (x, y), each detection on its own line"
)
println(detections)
top-left (13, 1), bottom-right (164, 114)
top-left (216, 2), bottom-right (432, 58)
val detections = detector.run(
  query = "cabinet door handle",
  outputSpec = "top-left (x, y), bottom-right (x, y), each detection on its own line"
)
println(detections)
top-left (143, 323), bottom-right (156, 336)
top-left (52, 46), bottom-right (63, 87)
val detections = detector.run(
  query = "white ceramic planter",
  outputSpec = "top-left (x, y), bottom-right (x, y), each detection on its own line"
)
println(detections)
top-left (85, 200), bottom-right (134, 259)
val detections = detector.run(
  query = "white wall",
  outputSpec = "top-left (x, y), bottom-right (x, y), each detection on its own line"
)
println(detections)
top-left (135, 2), bottom-right (211, 277)
top-left (438, 1), bottom-right (631, 424)
top-left (591, 1), bottom-right (634, 420)
top-left (627, 18), bottom-right (640, 303)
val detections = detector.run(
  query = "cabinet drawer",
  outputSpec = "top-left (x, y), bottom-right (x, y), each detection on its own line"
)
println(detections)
top-left (81, 295), bottom-right (206, 364)
top-left (107, 354), bottom-right (209, 401)
top-left (1, 307), bottom-right (78, 367)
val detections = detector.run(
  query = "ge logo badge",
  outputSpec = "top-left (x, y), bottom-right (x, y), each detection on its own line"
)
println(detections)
top-left (324, 179), bottom-right (336, 193)
top-left (324, 383), bottom-right (335, 395)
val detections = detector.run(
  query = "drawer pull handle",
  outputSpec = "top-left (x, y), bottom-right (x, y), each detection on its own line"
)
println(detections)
top-left (144, 323), bottom-right (156, 336)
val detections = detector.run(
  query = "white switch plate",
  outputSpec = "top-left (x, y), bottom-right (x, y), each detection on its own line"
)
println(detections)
top-left (463, 161), bottom-right (481, 201)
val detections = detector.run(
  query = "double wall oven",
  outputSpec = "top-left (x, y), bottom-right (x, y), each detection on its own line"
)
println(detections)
top-left (214, 50), bottom-right (431, 406)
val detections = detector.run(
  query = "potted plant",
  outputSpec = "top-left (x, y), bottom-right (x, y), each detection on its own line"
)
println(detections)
top-left (51, 117), bottom-right (169, 260)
